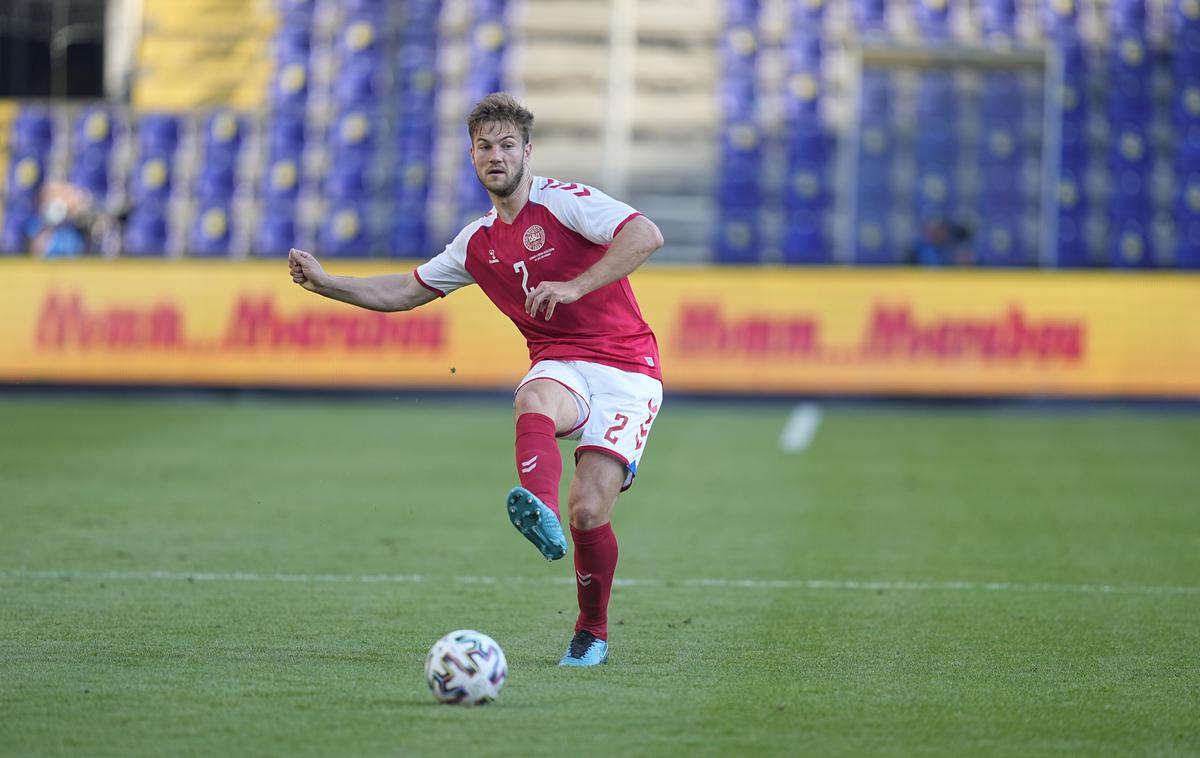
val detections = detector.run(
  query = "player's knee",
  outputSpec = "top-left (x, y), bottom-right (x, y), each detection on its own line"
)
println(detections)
top-left (514, 380), bottom-right (559, 417)
top-left (567, 498), bottom-right (608, 530)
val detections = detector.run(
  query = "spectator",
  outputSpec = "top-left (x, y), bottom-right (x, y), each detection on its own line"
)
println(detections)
top-left (909, 217), bottom-right (973, 266)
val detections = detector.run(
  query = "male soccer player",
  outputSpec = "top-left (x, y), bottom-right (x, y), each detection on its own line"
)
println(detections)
top-left (287, 93), bottom-right (664, 667)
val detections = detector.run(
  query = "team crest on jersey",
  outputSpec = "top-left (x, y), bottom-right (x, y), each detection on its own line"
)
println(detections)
top-left (523, 225), bottom-right (545, 252)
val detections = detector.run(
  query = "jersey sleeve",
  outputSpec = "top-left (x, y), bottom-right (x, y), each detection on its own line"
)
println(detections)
top-left (413, 221), bottom-right (478, 296)
top-left (538, 180), bottom-right (642, 245)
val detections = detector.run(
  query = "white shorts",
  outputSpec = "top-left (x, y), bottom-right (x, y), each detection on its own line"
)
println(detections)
top-left (516, 360), bottom-right (663, 491)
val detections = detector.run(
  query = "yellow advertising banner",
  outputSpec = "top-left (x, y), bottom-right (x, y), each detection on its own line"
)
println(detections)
top-left (0, 260), bottom-right (1197, 398)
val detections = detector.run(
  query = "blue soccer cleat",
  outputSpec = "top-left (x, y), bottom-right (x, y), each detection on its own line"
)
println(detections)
top-left (559, 630), bottom-right (608, 667)
top-left (506, 486), bottom-right (567, 561)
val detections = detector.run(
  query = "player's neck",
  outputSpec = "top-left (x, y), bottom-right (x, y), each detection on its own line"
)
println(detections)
top-left (490, 172), bottom-right (534, 225)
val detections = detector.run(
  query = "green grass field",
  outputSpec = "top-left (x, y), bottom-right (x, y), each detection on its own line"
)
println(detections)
top-left (1, 395), bottom-right (1198, 757)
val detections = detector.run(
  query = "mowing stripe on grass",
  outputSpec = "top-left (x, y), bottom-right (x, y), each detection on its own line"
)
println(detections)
top-left (779, 403), bottom-right (823, 453)
top-left (3, 568), bottom-right (1198, 596)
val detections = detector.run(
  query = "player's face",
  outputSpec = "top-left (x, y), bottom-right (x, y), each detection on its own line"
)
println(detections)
top-left (470, 121), bottom-right (531, 198)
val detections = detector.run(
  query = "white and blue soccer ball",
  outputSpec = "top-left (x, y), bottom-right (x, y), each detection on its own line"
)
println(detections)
top-left (424, 629), bottom-right (508, 705)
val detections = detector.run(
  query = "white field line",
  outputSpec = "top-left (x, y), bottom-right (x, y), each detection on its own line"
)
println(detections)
top-left (2, 568), bottom-right (1197, 596)
top-left (779, 403), bottom-right (823, 453)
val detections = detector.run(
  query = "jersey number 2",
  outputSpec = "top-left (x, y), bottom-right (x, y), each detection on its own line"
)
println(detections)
top-left (513, 261), bottom-right (533, 295)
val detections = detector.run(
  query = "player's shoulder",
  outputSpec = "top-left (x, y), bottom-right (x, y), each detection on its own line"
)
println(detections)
top-left (530, 176), bottom-right (605, 206)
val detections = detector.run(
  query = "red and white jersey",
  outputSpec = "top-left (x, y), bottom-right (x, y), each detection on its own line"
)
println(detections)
top-left (414, 176), bottom-right (662, 380)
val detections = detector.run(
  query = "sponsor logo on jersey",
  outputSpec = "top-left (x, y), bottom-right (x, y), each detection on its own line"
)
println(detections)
top-left (488, 249), bottom-right (500, 264)
top-left (523, 225), bottom-right (545, 252)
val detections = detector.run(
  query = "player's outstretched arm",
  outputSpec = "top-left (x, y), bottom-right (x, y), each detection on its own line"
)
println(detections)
top-left (288, 248), bottom-right (439, 312)
top-left (525, 215), bottom-right (664, 320)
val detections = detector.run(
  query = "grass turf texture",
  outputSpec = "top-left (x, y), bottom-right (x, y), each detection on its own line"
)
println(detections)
top-left (1, 396), bottom-right (1198, 756)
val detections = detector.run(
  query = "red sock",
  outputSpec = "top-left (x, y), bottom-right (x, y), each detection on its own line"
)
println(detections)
top-left (515, 412), bottom-right (562, 517)
top-left (571, 522), bottom-right (619, 640)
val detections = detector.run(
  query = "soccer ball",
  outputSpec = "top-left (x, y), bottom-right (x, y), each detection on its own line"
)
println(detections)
top-left (424, 629), bottom-right (508, 705)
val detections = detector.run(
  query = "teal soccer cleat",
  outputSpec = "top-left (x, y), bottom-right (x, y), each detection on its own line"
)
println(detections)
top-left (559, 630), bottom-right (609, 667)
top-left (506, 486), bottom-right (567, 561)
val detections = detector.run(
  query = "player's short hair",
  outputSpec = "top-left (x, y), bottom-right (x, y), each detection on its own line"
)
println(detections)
top-left (467, 92), bottom-right (534, 144)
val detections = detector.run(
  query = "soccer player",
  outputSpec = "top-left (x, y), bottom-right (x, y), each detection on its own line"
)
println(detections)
top-left (287, 92), bottom-right (664, 667)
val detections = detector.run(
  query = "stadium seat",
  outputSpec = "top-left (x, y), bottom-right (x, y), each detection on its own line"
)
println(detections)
top-left (5, 154), bottom-right (44, 205)
top-left (268, 113), bottom-right (307, 157)
top-left (333, 60), bottom-right (381, 108)
top-left (1177, 223), bottom-right (1200, 268)
top-left (714, 207), bottom-right (761, 264)
top-left (137, 113), bottom-right (180, 157)
top-left (11, 107), bottom-right (54, 157)
top-left (916, 71), bottom-right (957, 119)
top-left (189, 202), bottom-right (233, 256)
top-left (270, 56), bottom-right (310, 112)
top-left (852, 0), bottom-right (888, 36)
top-left (1174, 77), bottom-right (1200, 127)
top-left (975, 219), bottom-right (1029, 267)
top-left (337, 15), bottom-right (384, 65)
top-left (1108, 219), bottom-right (1156, 268)
top-left (914, 167), bottom-right (957, 219)
top-left (330, 108), bottom-right (379, 159)
top-left (784, 162), bottom-right (829, 213)
top-left (69, 149), bottom-right (110, 202)
top-left (194, 161), bottom-right (237, 200)
top-left (202, 110), bottom-right (243, 163)
top-left (123, 204), bottom-right (170, 256)
top-left (324, 156), bottom-right (373, 200)
top-left (1110, 0), bottom-right (1148, 35)
top-left (980, 0), bottom-right (1017, 38)
top-left (1054, 210), bottom-right (1091, 267)
top-left (0, 204), bottom-right (33, 254)
top-left (852, 214), bottom-right (896, 265)
top-left (262, 156), bottom-right (303, 201)
top-left (73, 106), bottom-right (115, 154)
top-left (131, 154), bottom-right (174, 204)
top-left (782, 211), bottom-right (831, 264)
top-left (252, 203), bottom-right (297, 256)
top-left (319, 202), bottom-right (372, 255)
top-left (1044, 0), bottom-right (1081, 42)
top-left (860, 70), bottom-right (892, 120)
top-left (914, 0), bottom-right (951, 40)
top-left (392, 158), bottom-right (431, 208)
top-left (389, 204), bottom-right (428, 257)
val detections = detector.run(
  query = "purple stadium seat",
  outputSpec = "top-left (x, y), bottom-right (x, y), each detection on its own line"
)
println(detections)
top-left (714, 207), bottom-right (761, 264)
top-left (252, 203), bottom-right (297, 256)
top-left (976, 218), bottom-right (1029, 267)
top-left (203, 110), bottom-right (243, 157)
top-left (1109, 219), bottom-right (1156, 268)
top-left (123, 204), bottom-right (170, 256)
top-left (1110, 0), bottom-right (1148, 35)
top-left (1044, 0), bottom-right (1080, 42)
top-left (70, 149), bottom-right (110, 202)
top-left (782, 211), bottom-right (831, 264)
top-left (5, 154), bottom-right (44, 205)
top-left (262, 156), bottom-right (302, 201)
top-left (390, 202), bottom-right (428, 257)
top-left (319, 202), bottom-right (371, 255)
top-left (914, 0), bottom-right (951, 40)
top-left (74, 106), bottom-right (114, 153)
top-left (268, 114), bottom-right (307, 156)
top-left (131, 154), bottom-right (174, 203)
top-left (980, 0), bottom-right (1017, 38)
top-left (195, 161), bottom-right (237, 200)
top-left (853, 213), bottom-right (897, 265)
top-left (11, 107), bottom-right (54, 156)
top-left (271, 57), bottom-right (310, 112)
top-left (853, 0), bottom-right (888, 36)
top-left (1, 204), bottom-right (33, 253)
top-left (190, 202), bottom-right (233, 256)
top-left (333, 61), bottom-right (381, 108)
top-left (137, 114), bottom-right (180, 156)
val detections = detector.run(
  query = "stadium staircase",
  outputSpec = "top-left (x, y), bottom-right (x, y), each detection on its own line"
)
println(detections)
top-left (133, 0), bottom-right (275, 111)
